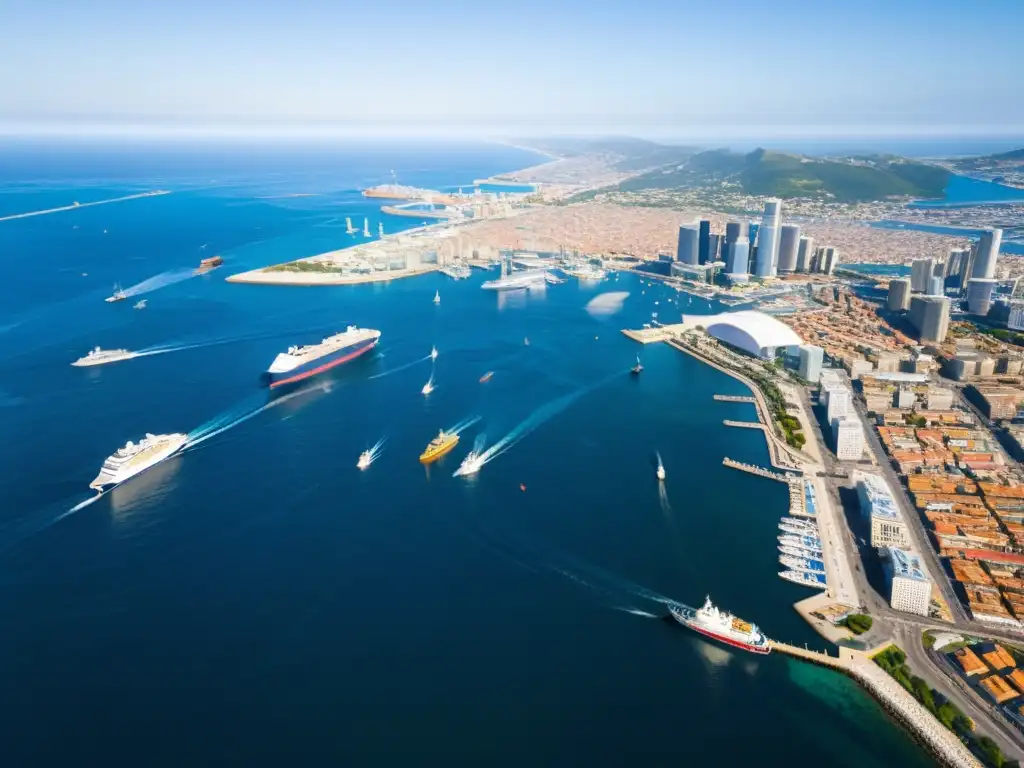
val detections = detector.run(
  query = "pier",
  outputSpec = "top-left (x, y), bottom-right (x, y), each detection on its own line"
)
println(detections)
top-left (722, 457), bottom-right (796, 482)
top-left (723, 419), bottom-right (765, 430)
top-left (713, 394), bottom-right (756, 403)
top-left (381, 205), bottom-right (457, 220)
top-left (769, 642), bottom-right (982, 768)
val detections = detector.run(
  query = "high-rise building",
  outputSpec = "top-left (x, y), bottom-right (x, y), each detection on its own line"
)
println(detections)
top-left (725, 220), bottom-right (747, 247)
top-left (883, 548), bottom-right (932, 617)
top-left (909, 295), bottom-right (951, 344)
top-left (1009, 301), bottom-right (1024, 332)
top-left (932, 261), bottom-right (945, 279)
top-left (810, 247), bottom-right (824, 273)
top-left (928, 276), bottom-right (944, 296)
top-left (822, 247), bottom-right (839, 275)
top-left (832, 417), bottom-right (864, 461)
top-left (676, 221), bottom-right (699, 265)
top-left (825, 386), bottom-right (850, 422)
top-left (856, 472), bottom-right (911, 549)
top-left (798, 345), bottom-right (824, 383)
top-left (887, 278), bottom-right (911, 311)
top-left (959, 245), bottom-right (977, 293)
top-left (945, 249), bottom-right (964, 279)
top-left (726, 237), bottom-right (750, 277)
top-left (697, 219), bottom-right (711, 265)
top-left (754, 200), bottom-right (781, 277)
top-left (911, 258), bottom-right (935, 292)
top-left (796, 236), bottom-right (814, 273)
top-left (776, 224), bottom-right (800, 273)
top-left (972, 228), bottom-right (1002, 280)
top-left (967, 278), bottom-right (997, 316)
top-left (707, 233), bottom-right (721, 264)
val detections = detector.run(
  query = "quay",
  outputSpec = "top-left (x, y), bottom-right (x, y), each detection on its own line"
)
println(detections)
top-left (769, 642), bottom-right (981, 768)
top-left (713, 394), bottom-right (756, 403)
top-left (722, 457), bottom-right (795, 482)
top-left (787, 478), bottom-right (812, 518)
top-left (723, 419), bottom-right (764, 430)
top-left (381, 205), bottom-right (457, 220)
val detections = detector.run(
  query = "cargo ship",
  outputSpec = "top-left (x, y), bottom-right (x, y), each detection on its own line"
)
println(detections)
top-left (669, 596), bottom-right (770, 655)
top-left (263, 326), bottom-right (380, 388)
top-left (71, 346), bottom-right (138, 367)
top-left (194, 254), bottom-right (224, 275)
top-left (779, 570), bottom-right (828, 589)
top-left (419, 430), bottom-right (459, 463)
top-left (90, 432), bottom-right (188, 490)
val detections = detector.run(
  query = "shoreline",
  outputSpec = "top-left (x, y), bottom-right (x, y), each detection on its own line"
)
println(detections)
top-left (226, 265), bottom-right (438, 286)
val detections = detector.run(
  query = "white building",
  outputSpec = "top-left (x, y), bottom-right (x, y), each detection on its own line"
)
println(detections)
top-left (825, 386), bottom-right (850, 422)
top-left (883, 547), bottom-right (932, 617)
top-left (1009, 301), bottom-right (1024, 332)
top-left (681, 310), bottom-right (803, 359)
top-left (856, 472), bottom-right (911, 549)
top-left (832, 417), bottom-right (864, 460)
top-left (798, 344), bottom-right (824, 383)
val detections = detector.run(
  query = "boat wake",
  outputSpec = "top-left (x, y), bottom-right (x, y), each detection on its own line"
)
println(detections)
top-left (456, 371), bottom-right (619, 475)
top-left (368, 353), bottom-right (432, 380)
top-left (361, 436), bottom-right (387, 467)
top-left (121, 267), bottom-right (196, 298)
top-left (446, 415), bottom-right (481, 436)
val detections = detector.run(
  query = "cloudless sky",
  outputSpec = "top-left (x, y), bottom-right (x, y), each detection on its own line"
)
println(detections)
top-left (1, 0), bottom-right (1022, 138)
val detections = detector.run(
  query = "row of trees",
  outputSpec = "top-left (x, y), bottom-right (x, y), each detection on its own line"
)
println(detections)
top-left (842, 613), bottom-right (873, 635)
top-left (751, 368), bottom-right (806, 449)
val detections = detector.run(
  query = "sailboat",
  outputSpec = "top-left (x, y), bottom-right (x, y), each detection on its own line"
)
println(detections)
top-left (430, 345), bottom-right (438, 361)
top-left (433, 290), bottom-right (440, 305)
top-left (362, 217), bottom-right (371, 237)
top-left (345, 217), bottom-right (356, 234)
top-left (421, 374), bottom-right (435, 396)
top-left (378, 222), bottom-right (384, 237)
top-left (656, 452), bottom-right (666, 481)
top-left (631, 356), bottom-right (643, 375)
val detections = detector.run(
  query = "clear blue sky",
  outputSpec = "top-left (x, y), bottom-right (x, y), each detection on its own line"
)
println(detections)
top-left (1, 0), bottom-right (1022, 138)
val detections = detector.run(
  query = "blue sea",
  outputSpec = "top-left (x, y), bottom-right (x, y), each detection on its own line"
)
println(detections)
top-left (0, 139), bottom-right (932, 767)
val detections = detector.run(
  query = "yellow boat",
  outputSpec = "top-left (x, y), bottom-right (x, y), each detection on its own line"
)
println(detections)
top-left (419, 430), bottom-right (460, 463)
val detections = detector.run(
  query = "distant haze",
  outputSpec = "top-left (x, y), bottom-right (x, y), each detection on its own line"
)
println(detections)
top-left (2, 0), bottom-right (1023, 138)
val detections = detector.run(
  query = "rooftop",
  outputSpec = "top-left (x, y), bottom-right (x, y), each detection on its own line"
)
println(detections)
top-left (886, 547), bottom-right (928, 582)
top-left (858, 472), bottom-right (901, 521)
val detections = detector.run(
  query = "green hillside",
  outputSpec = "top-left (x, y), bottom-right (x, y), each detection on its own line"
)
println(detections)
top-left (613, 148), bottom-right (950, 202)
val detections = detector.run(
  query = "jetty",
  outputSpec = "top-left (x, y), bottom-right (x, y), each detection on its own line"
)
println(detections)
top-left (381, 204), bottom-right (458, 220)
top-left (723, 419), bottom-right (765, 430)
top-left (722, 457), bottom-right (795, 482)
top-left (769, 642), bottom-right (981, 768)
top-left (713, 394), bottom-right (756, 403)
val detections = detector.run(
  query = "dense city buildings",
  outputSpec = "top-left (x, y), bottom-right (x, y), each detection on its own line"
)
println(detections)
top-left (798, 344), bottom-right (823, 383)
top-left (832, 416), bottom-right (865, 460)
top-left (908, 295), bottom-right (951, 344)
top-left (912, 258), bottom-right (936, 292)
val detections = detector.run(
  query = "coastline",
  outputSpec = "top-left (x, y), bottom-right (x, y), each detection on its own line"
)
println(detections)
top-left (226, 264), bottom-right (438, 286)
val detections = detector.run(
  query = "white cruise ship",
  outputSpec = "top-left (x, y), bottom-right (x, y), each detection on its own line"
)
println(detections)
top-left (71, 347), bottom-right (139, 367)
top-left (90, 432), bottom-right (188, 490)
top-left (482, 257), bottom-right (548, 291)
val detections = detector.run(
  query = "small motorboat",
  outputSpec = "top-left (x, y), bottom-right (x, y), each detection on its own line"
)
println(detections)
top-left (480, 371), bottom-right (494, 383)
top-left (631, 357), bottom-right (643, 375)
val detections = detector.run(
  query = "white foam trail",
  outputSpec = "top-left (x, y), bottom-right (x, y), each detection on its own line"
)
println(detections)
top-left (612, 607), bottom-right (660, 618)
top-left (122, 267), bottom-right (196, 298)
top-left (0, 190), bottom-right (171, 222)
top-left (55, 492), bottom-right (105, 522)
top-left (362, 436), bottom-right (387, 466)
top-left (446, 415), bottom-right (481, 436)
top-left (368, 354), bottom-right (431, 380)
top-left (470, 371), bottom-right (619, 470)
top-left (658, 483), bottom-right (673, 515)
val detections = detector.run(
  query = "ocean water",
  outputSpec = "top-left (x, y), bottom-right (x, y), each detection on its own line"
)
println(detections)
top-left (0, 140), bottom-right (933, 767)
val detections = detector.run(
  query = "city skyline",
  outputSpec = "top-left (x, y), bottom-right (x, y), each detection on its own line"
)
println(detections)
top-left (2, 0), bottom-right (1023, 137)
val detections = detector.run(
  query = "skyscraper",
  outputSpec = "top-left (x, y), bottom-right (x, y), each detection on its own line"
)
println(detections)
top-left (966, 278), bottom-right (997, 316)
top-left (959, 245), bottom-right (977, 293)
top-left (887, 278), bottom-right (911, 311)
top-left (698, 219), bottom-right (711, 265)
top-left (676, 221), bottom-right (699, 265)
top-left (798, 345), bottom-right (824, 383)
top-left (747, 222), bottom-right (760, 273)
top-left (777, 224), bottom-right (800, 273)
top-left (909, 296), bottom-right (951, 344)
top-left (796, 236), bottom-right (814, 273)
top-left (910, 258), bottom-right (935, 292)
top-left (707, 233), bottom-right (721, 263)
top-left (726, 237), bottom-right (750, 277)
top-left (822, 247), bottom-right (839, 275)
top-left (971, 228), bottom-right (1002, 280)
top-left (754, 200), bottom-right (781, 277)
top-left (928, 276), bottom-right (944, 296)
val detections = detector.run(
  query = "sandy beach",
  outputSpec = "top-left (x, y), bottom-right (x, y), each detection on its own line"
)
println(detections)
top-left (226, 265), bottom-right (438, 286)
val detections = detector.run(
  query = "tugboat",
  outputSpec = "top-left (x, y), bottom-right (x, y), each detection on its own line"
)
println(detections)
top-left (631, 356), bottom-right (643, 375)
top-left (669, 596), bottom-right (771, 655)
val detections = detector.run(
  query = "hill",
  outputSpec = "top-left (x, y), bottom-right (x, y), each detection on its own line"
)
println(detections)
top-left (610, 148), bottom-right (950, 202)
top-left (514, 136), bottom-right (697, 170)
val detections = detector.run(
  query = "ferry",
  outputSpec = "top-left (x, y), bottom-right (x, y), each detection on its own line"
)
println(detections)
top-left (90, 432), bottom-right (188, 490)
top-left (779, 570), bottom-right (828, 589)
top-left (479, 371), bottom-right (494, 383)
top-left (105, 283), bottom-right (128, 303)
top-left (194, 254), bottom-right (224, 275)
top-left (419, 430), bottom-right (459, 463)
top-left (668, 596), bottom-right (770, 655)
top-left (263, 326), bottom-right (380, 389)
top-left (71, 347), bottom-right (138, 367)
top-left (454, 450), bottom-right (483, 477)
top-left (779, 544), bottom-right (824, 560)
top-left (357, 450), bottom-right (373, 470)
top-left (779, 554), bottom-right (826, 574)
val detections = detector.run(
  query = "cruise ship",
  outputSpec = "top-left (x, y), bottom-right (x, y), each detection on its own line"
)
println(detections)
top-left (482, 258), bottom-right (548, 291)
top-left (779, 570), bottom-right (828, 589)
top-left (419, 430), bottom-right (459, 463)
top-left (90, 432), bottom-right (188, 490)
top-left (779, 554), bottom-right (826, 574)
top-left (779, 544), bottom-right (824, 560)
top-left (263, 326), bottom-right (380, 388)
top-left (71, 347), bottom-right (138, 367)
top-left (668, 596), bottom-right (770, 655)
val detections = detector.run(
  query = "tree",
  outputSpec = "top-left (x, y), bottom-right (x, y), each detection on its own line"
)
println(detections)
top-left (977, 735), bottom-right (1004, 767)
top-left (911, 676), bottom-right (935, 712)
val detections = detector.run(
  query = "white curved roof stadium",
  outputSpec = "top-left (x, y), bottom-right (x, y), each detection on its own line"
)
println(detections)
top-left (682, 310), bottom-right (803, 358)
